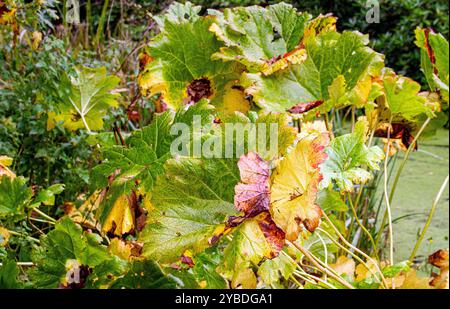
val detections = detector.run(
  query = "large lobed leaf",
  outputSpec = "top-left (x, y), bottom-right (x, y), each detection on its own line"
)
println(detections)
top-left (140, 156), bottom-right (239, 262)
top-left (92, 100), bottom-right (215, 232)
top-left (48, 66), bottom-right (120, 132)
top-left (241, 31), bottom-right (384, 113)
top-left (138, 2), bottom-right (246, 113)
top-left (29, 217), bottom-right (112, 288)
top-left (270, 132), bottom-right (329, 241)
top-left (208, 3), bottom-right (311, 72)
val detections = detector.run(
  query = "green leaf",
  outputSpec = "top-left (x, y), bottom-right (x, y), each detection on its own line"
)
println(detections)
top-left (0, 176), bottom-right (33, 220)
top-left (380, 69), bottom-right (434, 121)
top-left (258, 250), bottom-right (297, 285)
top-left (192, 247), bottom-right (227, 289)
top-left (30, 217), bottom-right (112, 288)
top-left (152, 1), bottom-right (201, 28)
top-left (241, 31), bottom-right (383, 113)
top-left (140, 157), bottom-right (239, 262)
top-left (139, 3), bottom-right (244, 112)
top-left (319, 120), bottom-right (384, 192)
top-left (415, 28), bottom-right (449, 104)
top-left (219, 213), bottom-right (285, 287)
top-left (92, 101), bottom-right (216, 229)
top-left (209, 3), bottom-right (311, 71)
top-left (110, 260), bottom-right (176, 289)
top-left (84, 256), bottom-right (126, 289)
top-left (165, 268), bottom-right (201, 289)
top-left (48, 66), bottom-right (120, 132)
top-left (317, 189), bottom-right (348, 212)
top-left (382, 261), bottom-right (410, 278)
top-left (221, 111), bottom-right (297, 160)
top-left (0, 260), bottom-right (22, 288)
top-left (33, 184), bottom-right (65, 206)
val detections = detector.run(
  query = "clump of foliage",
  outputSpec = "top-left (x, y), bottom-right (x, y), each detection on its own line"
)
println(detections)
top-left (1, 1), bottom-right (449, 290)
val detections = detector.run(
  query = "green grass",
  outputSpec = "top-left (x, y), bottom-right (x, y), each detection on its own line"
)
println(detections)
top-left (382, 128), bottom-right (449, 263)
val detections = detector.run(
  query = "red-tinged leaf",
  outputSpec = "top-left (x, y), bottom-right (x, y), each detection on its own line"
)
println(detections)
top-left (234, 152), bottom-right (270, 217)
top-left (374, 123), bottom-right (418, 151)
top-left (257, 212), bottom-right (285, 257)
top-left (183, 78), bottom-right (214, 105)
top-left (288, 100), bottom-right (324, 114)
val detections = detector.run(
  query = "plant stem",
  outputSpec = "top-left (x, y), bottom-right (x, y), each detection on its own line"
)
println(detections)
top-left (347, 193), bottom-right (380, 261)
top-left (408, 175), bottom-right (449, 263)
top-left (7, 230), bottom-right (40, 244)
top-left (324, 113), bottom-right (333, 139)
top-left (388, 117), bottom-right (431, 204)
top-left (318, 227), bottom-right (386, 288)
top-left (287, 241), bottom-right (355, 289)
top-left (375, 117), bottom-right (431, 255)
top-left (32, 208), bottom-right (57, 223)
top-left (29, 217), bottom-right (55, 225)
top-left (322, 212), bottom-right (389, 288)
top-left (382, 117), bottom-right (395, 272)
top-left (94, 0), bottom-right (110, 51)
top-left (293, 270), bottom-right (338, 289)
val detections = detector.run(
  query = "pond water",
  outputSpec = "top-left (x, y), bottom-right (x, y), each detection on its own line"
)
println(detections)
top-left (380, 128), bottom-right (449, 263)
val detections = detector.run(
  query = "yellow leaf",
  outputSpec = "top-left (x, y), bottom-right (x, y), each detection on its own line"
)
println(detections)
top-left (270, 133), bottom-right (329, 240)
top-left (330, 256), bottom-right (356, 279)
top-left (231, 267), bottom-right (257, 289)
top-left (220, 82), bottom-right (250, 115)
top-left (0, 156), bottom-right (15, 179)
top-left (261, 49), bottom-right (307, 76)
top-left (399, 269), bottom-right (432, 289)
top-left (31, 31), bottom-right (42, 50)
top-left (355, 259), bottom-right (378, 282)
top-left (0, 226), bottom-right (10, 247)
top-left (108, 238), bottom-right (143, 261)
top-left (102, 195), bottom-right (135, 236)
top-left (0, 156), bottom-right (13, 167)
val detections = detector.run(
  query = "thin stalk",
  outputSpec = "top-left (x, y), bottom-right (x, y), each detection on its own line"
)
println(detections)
top-left (324, 113), bottom-right (333, 139)
top-left (32, 208), bottom-right (57, 223)
top-left (287, 241), bottom-right (355, 289)
top-left (289, 274), bottom-right (304, 288)
top-left (347, 193), bottom-right (380, 261)
top-left (292, 270), bottom-right (321, 286)
top-left (351, 106), bottom-right (356, 132)
top-left (0, 262), bottom-right (34, 267)
top-left (318, 227), bottom-right (385, 288)
top-left (29, 217), bottom-right (55, 225)
top-left (85, 0), bottom-right (92, 48)
top-left (317, 233), bottom-right (328, 281)
top-left (388, 117), bottom-right (431, 203)
top-left (293, 270), bottom-right (338, 289)
top-left (322, 212), bottom-right (389, 288)
top-left (382, 117), bottom-right (395, 269)
top-left (279, 250), bottom-right (313, 287)
top-left (7, 230), bottom-right (40, 244)
top-left (375, 117), bottom-right (432, 250)
top-left (94, 0), bottom-right (110, 50)
top-left (409, 175), bottom-right (449, 263)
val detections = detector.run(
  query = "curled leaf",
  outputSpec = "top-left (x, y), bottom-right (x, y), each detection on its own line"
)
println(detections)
top-left (429, 249), bottom-right (449, 289)
top-left (270, 132), bottom-right (329, 240)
